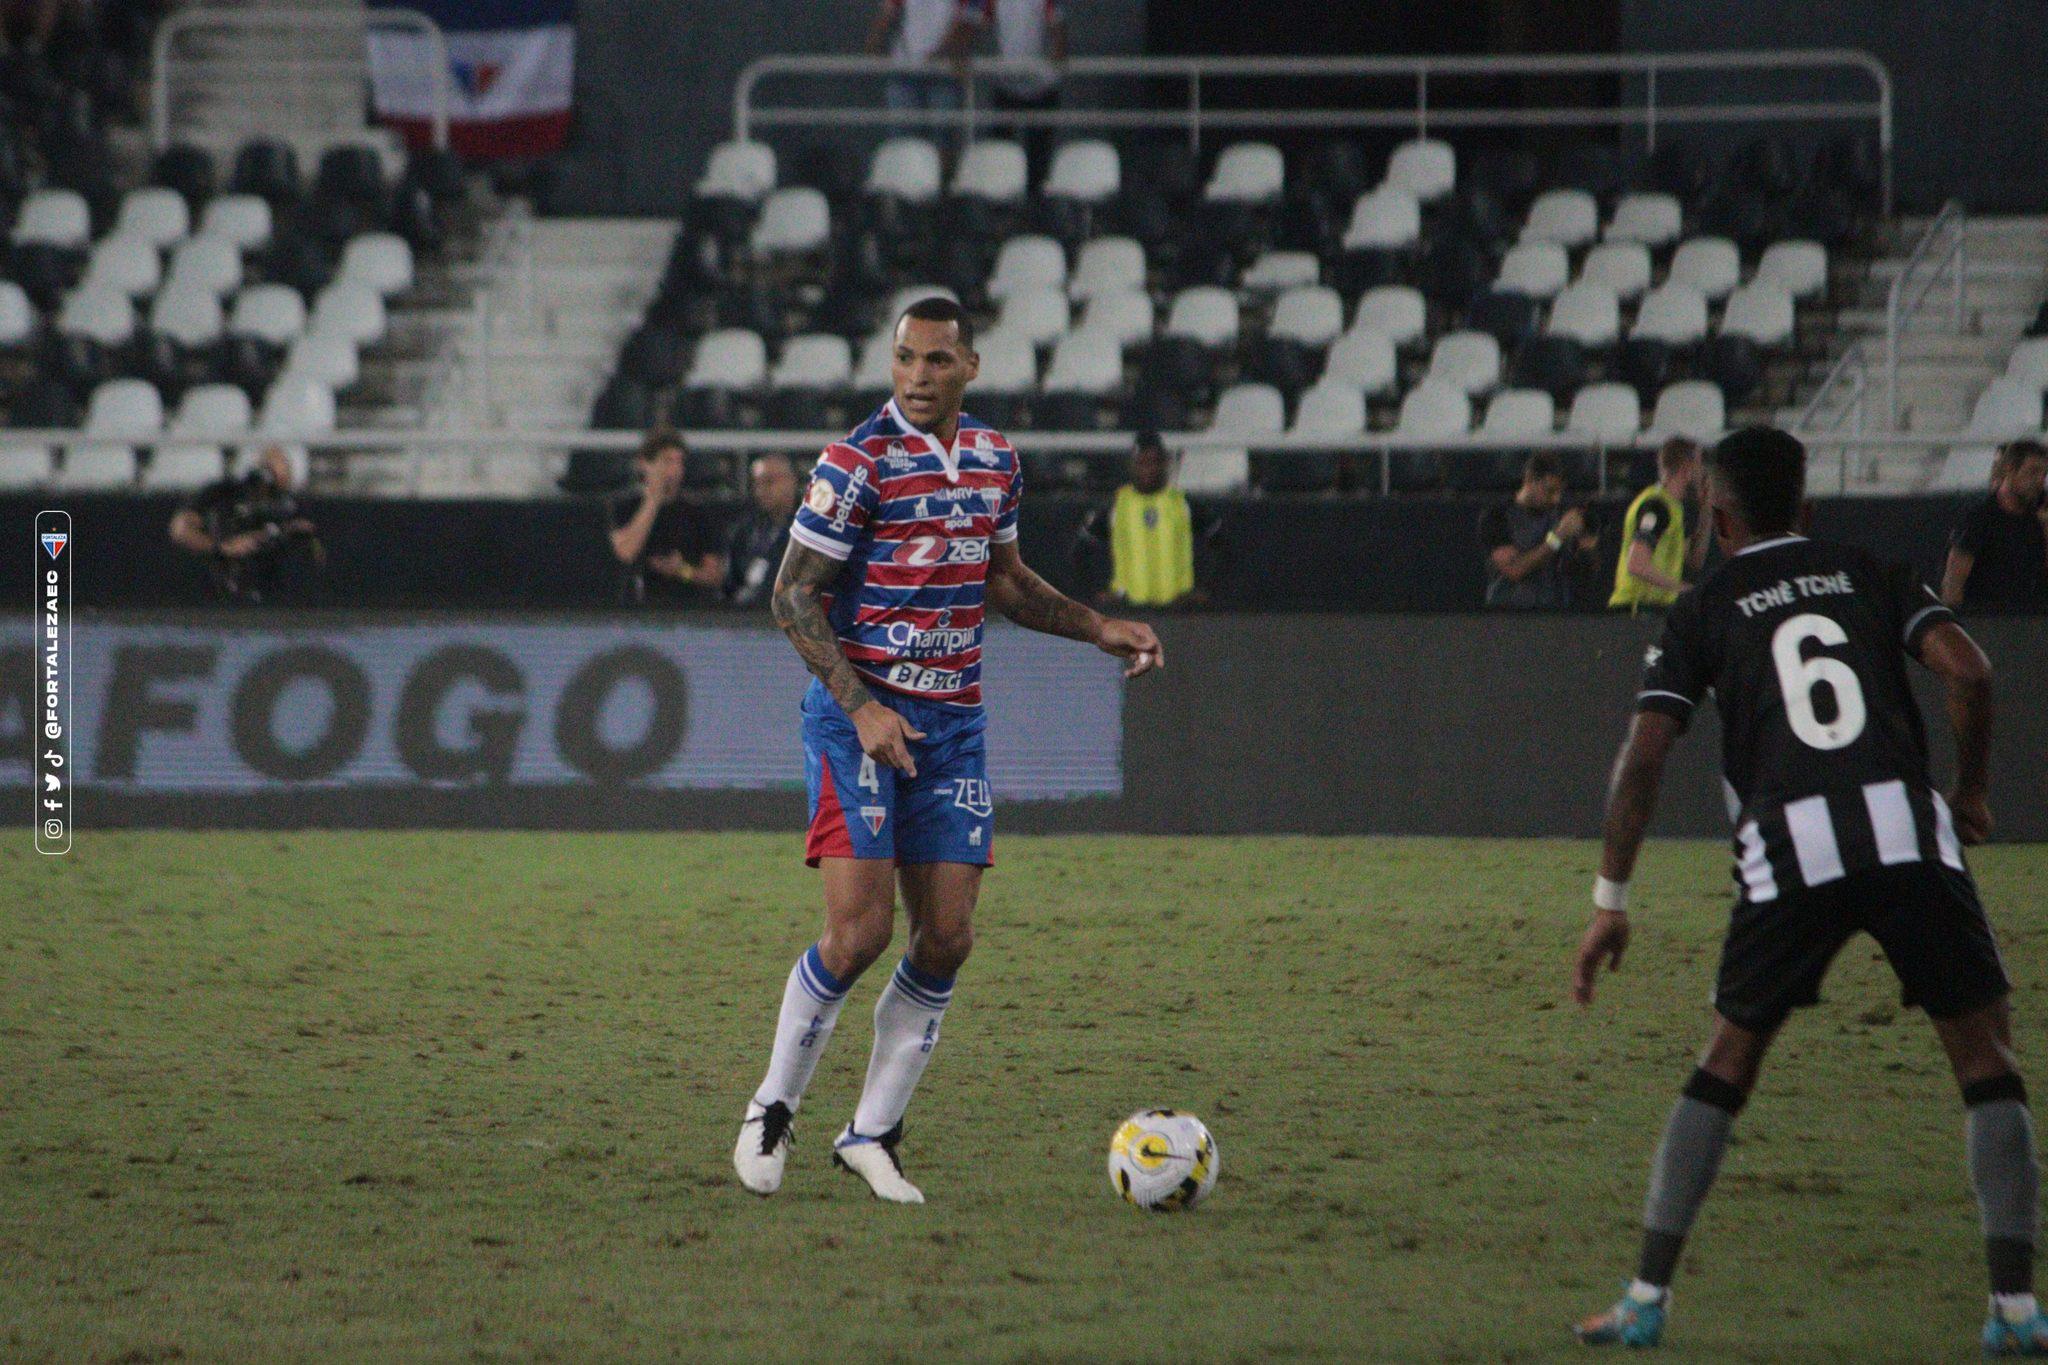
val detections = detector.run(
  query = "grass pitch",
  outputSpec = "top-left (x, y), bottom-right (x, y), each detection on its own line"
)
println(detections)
top-left (3, 833), bottom-right (2045, 1363)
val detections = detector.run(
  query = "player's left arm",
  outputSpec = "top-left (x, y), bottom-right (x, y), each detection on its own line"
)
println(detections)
top-left (986, 539), bottom-right (1163, 676)
top-left (1572, 711), bottom-right (1684, 1007)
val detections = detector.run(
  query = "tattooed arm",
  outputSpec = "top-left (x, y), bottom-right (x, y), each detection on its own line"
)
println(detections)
top-left (987, 540), bottom-right (1164, 676)
top-left (771, 539), bottom-right (926, 773)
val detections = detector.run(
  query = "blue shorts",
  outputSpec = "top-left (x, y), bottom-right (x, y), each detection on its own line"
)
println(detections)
top-left (802, 679), bottom-right (994, 868)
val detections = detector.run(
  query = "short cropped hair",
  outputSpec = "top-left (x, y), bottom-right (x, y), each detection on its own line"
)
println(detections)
top-left (1658, 435), bottom-right (1702, 477)
top-left (1134, 430), bottom-right (1166, 455)
top-left (1709, 426), bottom-right (1806, 535)
top-left (1993, 438), bottom-right (2048, 480)
top-left (896, 295), bottom-right (975, 353)
top-left (638, 426), bottom-right (685, 462)
top-left (1524, 450), bottom-right (1564, 482)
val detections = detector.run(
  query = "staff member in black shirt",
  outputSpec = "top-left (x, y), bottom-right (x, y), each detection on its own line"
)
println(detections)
top-left (722, 452), bottom-right (798, 608)
top-left (1941, 439), bottom-right (2048, 610)
top-left (1478, 451), bottom-right (1598, 609)
top-left (608, 428), bottom-right (724, 605)
top-left (167, 444), bottom-right (322, 602)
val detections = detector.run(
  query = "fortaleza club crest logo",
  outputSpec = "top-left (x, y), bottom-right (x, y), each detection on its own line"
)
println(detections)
top-left (41, 531), bottom-right (66, 558)
top-left (860, 806), bottom-right (887, 836)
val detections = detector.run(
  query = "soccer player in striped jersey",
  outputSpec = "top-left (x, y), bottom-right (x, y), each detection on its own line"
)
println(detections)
top-left (732, 296), bottom-right (1163, 1203)
top-left (1570, 427), bottom-right (2044, 1353)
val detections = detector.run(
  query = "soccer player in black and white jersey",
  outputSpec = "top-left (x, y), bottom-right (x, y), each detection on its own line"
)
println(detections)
top-left (1569, 427), bottom-right (2044, 1354)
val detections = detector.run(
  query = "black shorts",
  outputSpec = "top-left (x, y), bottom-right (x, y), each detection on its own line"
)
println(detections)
top-left (1713, 862), bottom-right (2010, 1034)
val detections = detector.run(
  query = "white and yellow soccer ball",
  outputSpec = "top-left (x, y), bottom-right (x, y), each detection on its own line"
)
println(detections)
top-left (1107, 1109), bottom-right (1219, 1210)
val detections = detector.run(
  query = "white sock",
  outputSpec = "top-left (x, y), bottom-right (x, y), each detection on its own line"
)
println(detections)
top-left (1994, 1292), bottom-right (2039, 1323)
top-left (752, 944), bottom-right (850, 1111)
top-left (1626, 1279), bottom-right (1668, 1306)
top-left (850, 957), bottom-right (954, 1138)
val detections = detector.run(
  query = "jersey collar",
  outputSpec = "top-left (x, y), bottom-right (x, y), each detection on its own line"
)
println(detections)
top-left (884, 397), bottom-right (962, 483)
top-left (1735, 533), bottom-right (1808, 558)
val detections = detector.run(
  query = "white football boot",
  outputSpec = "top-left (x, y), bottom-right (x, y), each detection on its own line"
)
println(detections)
top-left (733, 1100), bottom-right (794, 1195)
top-left (831, 1123), bottom-right (924, 1204)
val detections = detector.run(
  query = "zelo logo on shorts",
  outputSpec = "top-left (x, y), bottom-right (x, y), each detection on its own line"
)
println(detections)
top-left (35, 510), bottom-right (70, 854)
top-left (952, 778), bottom-right (992, 818)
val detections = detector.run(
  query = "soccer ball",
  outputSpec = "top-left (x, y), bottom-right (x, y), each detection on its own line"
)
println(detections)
top-left (1107, 1109), bottom-right (1219, 1210)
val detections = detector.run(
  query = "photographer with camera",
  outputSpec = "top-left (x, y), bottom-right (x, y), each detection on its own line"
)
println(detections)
top-left (1478, 450), bottom-right (1599, 609)
top-left (167, 444), bottom-right (322, 603)
top-left (1941, 438), bottom-right (2048, 610)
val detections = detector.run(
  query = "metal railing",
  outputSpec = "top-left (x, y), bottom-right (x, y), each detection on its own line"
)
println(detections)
top-left (1884, 199), bottom-right (1969, 427)
top-left (735, 49), bottom-right (1893, 213)
top-left (151, 7), bottom-right (451, 151)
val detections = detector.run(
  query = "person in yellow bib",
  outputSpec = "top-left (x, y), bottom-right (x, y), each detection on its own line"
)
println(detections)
top-left (1610, 437), bottom-right (1708, 612)
top-left (1079, 433), bottom-right (1215, 608)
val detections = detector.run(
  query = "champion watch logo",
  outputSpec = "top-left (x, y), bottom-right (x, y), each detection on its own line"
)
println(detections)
top-left (40, 532), bottom-right (66, 558)
top-left (860, 806), bottom-right (887, 836)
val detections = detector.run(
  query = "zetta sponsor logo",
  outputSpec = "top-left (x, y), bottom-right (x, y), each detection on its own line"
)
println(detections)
top-left (892, 535), bottom-right (988, 567)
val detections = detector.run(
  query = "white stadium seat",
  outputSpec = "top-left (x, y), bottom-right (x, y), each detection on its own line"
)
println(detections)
top-left (886, 284), bottom-right (958, 323)
top-left (309, 281), bottom-right (386, 347)
top-left (259, 373), bottom-right (338, 437)
top-left (951, 140), bottom-right (1029, 202)
top-left (1396, 380), bottom-right (1473, 437)
top-left (866, 138), bottom-right (942, 203)
top-left (1384, 137), bottom-right (1455, 204)
top-left (150, 284), bottom-right (225, 348)
top-left (1340, 187), bottom-right (1421, 251)
top-left (339, 232), bottom-right (414, 295)
top-left (1521, 190), bottom-right (1598, 249)
top-left (1290, 379), bottom-right (1367, 436)
top-left (1184, 382), bottom-right (1285, 493)
top-left (1668, 236), bottom-right (1741, 301)
top-left (1545, 282), bottom-right (1621, 349)
top-left (996, 287), bottom-right (1070, 349)
top-left (1965, 380), bottom-right (2044, 438)
top-left (1565, 383), bottom-right (1643, 442)
top-left (972, 328), bottom-right (1037, 395)
top-left (168, 234), bottom-right (244, 297)
top-left (1480, 387), bottom-right (1557, 439)
top-left (1630, 283), bottom-right (1709, 346)
top-left (12, 189), bottom-right (91, 248)
top-left (141, 444), bottom-right (228, 490)
top-left (1203, 141), bottom-right (1284, 204)
top-left (1353, 285), bottom-right (1426, 350)
top-left (1424, 330), bottom-right (1503, 396)
top-left (230, 284), bottom-right (307, 345)
top-left (1718, 281), bottom-right (1795, 348)
top-left (770, 334), bottom-right (853, 390)
top-left (1043, 139), bottom-right (1120, 202)
top-left (200, 194), bottom-right (273, 253)
top-left (695, 139), bottom-right (777, 201)
top-left (1164, 286), bottom-right (1240, 349)
top-left (1042, 328), bottom-right (1123, 396)
top-left (1605, 192), bottom-right (1682, 247)
top-left (1321, 329), bottom-right (1396, 395)
top-left (284, 332), bottom-right (360, 389)
top-left (149, 383), bottom-right (249, 489)
top-left (853, 327), bottom-right (896, 390)
top-left (0, 447), bottom-right (52, 488)
top-left (1240, 250), bottom-right (1320, 293)
top-left (83, 233), bottom-right (162, 297)
top-left (1755, 240), bottom-right (1828, 300)
top-left (1069, 236), bottom-right (1144, 302)
top-left (1648, 380), bottom-right (1727, 440)
top-left (684, 328), bottom-right (768, 391)
top-left (0, 281), bottom-right (33, 346)
top-left (749, 187), bottom-right (831, 256)
top-left (986, 235), bottom-right (1067, 302)
top-left (2004, 337), bottom-right (2048, 390)
top-left (1496, 241), bottom-right (1569, 300)
top-left (1077, 289), bottom-right (1154, 352)
top-left (1268, 285), bottom-right (1345, 348)
top-left (58, 287), bottom-right (136, 346)
top-left (55, 445), bottom-right (137, 489)
top-left (1578, 242), bottom-right (1652, 301)
top-left (114, 187), bottom-right (190, 250)
top-left (86, 378), bottom-right (165, 440)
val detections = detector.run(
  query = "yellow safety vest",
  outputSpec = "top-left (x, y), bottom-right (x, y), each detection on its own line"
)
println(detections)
top-left (1109, 485), bottom-right (1195, 607)
top-left (1609, 484), bottom-right (1688, 611)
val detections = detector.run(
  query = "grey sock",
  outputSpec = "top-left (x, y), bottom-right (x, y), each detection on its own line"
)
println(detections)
top-left (1969, 1097), bottom-right (2039, 1294)
top-left (1636, 1070), bottom-right (1746, 1287)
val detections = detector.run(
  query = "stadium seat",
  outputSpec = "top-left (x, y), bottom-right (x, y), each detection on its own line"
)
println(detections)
top-left (1566, 382), bottom-right (1643, 442)
top-left (229, 283), bottom-right (307, 346)
top-left (1241, 249), bottom-right (1320, 293)
top-left (258, 373), bottom-right (337, 437)
top-left (85, 377), bottom-right (164, 439)
top-left (1520, 189), bottom-right (1598, 248)
top-left (1289, 378), bottom-right (1366, 437)
top-left (57, 286), bottom-right (135, 346)
top-left (150, 282), bottom-right (226, 350)
top-left (1163, 286), bottom-right (1240, 349)
top-left (169, 381), bottom-right (252, 437)
top-left (1042, 138), bottom-right (1120, 203)
top-left (1183, 381), bottom-right (1282, 493)
top-left (684, 327), bottom-right (768, 392)
top-left (694, 139), bottom-right (777, 202)
top-left (1466, 289), bottom-right (1540, 350)
top-left (952, 141), bottom-right (1029, 204)
top-left (230, 138), bottom-right (301, 205)
top-left (987, 235), bottom-right (1067, 302)
top-left (1604, 192), bottom-right (1681, 248)
top-left (1545, 281), bottom-right (1621, 350)
top-left (1964, 380), bottom-right (2044, 439)
top-left (55, 444), bottom-right (137, 489)
top-left (1068, 236), bottom-right (1145, 303)
top-left (153, 143), bottom-right (218, 211)
top-left (1339, 186), bottom-right (1421, 251)
top-left (1269, 285), bottom-right (1344, 349)
top-left (1755, 239), bottom-right (1828, 300)
top-left (1041, 326), bottom-right (1121, 394)
top-left (974, 327), bottom-right (1038, 393)
top-left (771, 333), bottom-right (853, 392)
top-left (114, 186), bottom-right (189, 250)
top-left (1718, 281), bottom-right (1794, 348)
top-left (1424, 330), bottom-right (1503, 396)
top-left (12, 188), bottom-right (91, 248)
top-left (2004, 337), bottom-right (2048, 390)
top-left (1480, 387), bottom-right (1555, 439)
top-left (0, 281), bottom-right (34, 347)
top-left (283, 331), bottom-right (358, 390)
top-left (200, 194), bottom-right (273, 254)
top-left (750, 186), bottom-right (831, 256)
top-left (308, 281), bottom-right (386, 347)
top-left (1353, 285), bottom-right (1425, 351)
top-left (1648, 380), bottom-right (1726, 440)
top-left (1667, 237), bottom-right (1741, 301)
top-left (0, 446), bottom-right (50, 489)
top-left (1258, 379), bottom-right (1359, 492)
top-left (1579, 242), bottom-right (1652, 301)
top-left (885, 284), bottom-right (958, 323)
top-left (865, 137), bottom-right (943, 203)
top-left (1495, 240), bottom-right (1569, 300)
top-left (1078, 289), bottom-right (1154, 352)
top-left (1384, 137), bottom-right (1455, 204)
top-left (851, 326), bottom-right (895, 396)
top-left (141, 441), bottom-right (228, 490)
top-left (1630, 283), bottom-right (1709, 347)
top-left (167, 234), bottom-right (243, 297)
top-left (998, 287), bottom-right (1070, 349)
top-left (1203, 142), bottom-right (1284, 204)
top-left (83, 232), bottom-right (161, 297)
top-left (1321, 329), bottom-right (1396, 396)
top-left (1391, 380), bottom-right (1471, 490)
top-left (338, 232), bottom-right (414, 296)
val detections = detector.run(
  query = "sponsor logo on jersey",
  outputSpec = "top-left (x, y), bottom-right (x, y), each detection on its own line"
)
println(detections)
top-left (884, 618), bottom-right (980, 657)
top-left (829, 466), bottom-right (870, 533)
top-left (893, 535), bottom-right (988, 567)
top-left (952, 777), bottom-right (993, 818)
top-left (883, 441), bottom-right (918, 471)
top-left (860, 806), bottom-right (887, 836)
top-left (1643, 644), bottom-right (1663, 667)
top-left (968, 825), bottom-right (983, 847)
top-left (884, 662), bottom-right (967, 693)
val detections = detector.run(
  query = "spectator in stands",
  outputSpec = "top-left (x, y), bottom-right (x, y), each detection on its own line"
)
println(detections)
top-left (1608, 436), bottom-right (1705, 612)
top-left (608, 429), bottom-right (723, 606)
top-left (1478, 451), bottom-right (1598, 610)
top-left (974, 0), bottom-right (1067, 181)
top-left (1076, 432), bottom-right (1217, 608)
top-left (168, 444), bottom-right (322, 603)
top-left (864, 0), bottom-right (980, 118)
top-left (1941, 438), bottom-right (2048, 610)
top-left (722, 453), bottom-right (798, 609)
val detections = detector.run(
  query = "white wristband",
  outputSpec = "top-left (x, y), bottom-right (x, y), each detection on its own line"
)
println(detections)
top-left (1594, 876), bottom-right (1630, 913)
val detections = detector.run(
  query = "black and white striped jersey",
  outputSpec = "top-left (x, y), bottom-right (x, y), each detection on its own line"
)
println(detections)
top-left (1637, 534), bottom-right (1967, 903)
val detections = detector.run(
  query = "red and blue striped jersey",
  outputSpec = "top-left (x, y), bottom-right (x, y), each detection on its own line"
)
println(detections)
top-left (788, 399), bottom-right (1023, 708)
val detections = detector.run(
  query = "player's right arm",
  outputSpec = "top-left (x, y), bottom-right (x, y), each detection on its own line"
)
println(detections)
top-left (1917, 619), bottom-right (1995, 843)
top-left (771, 540), bottom-right (926, 777)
